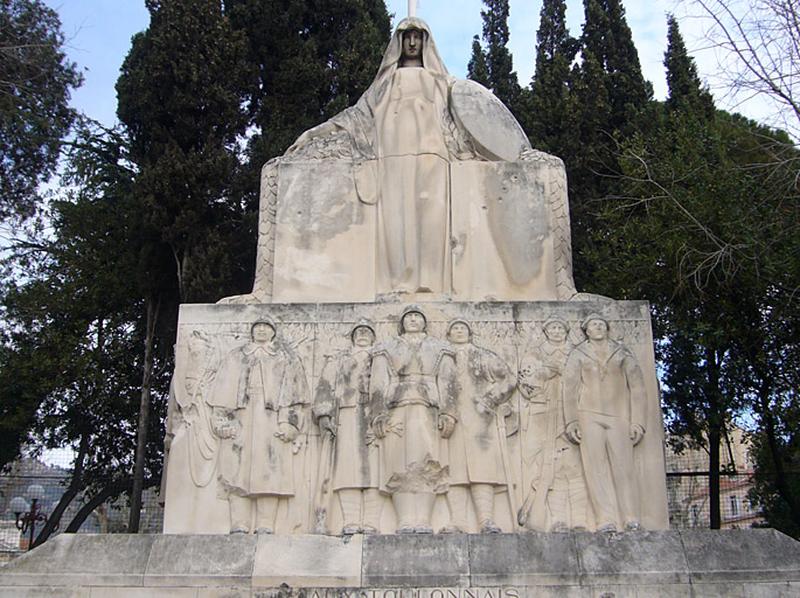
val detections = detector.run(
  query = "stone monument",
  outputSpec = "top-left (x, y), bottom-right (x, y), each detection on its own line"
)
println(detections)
top-left (160, 15), bottom-right (669, 537)
top-left (5, 11), bottom-right (798, 598)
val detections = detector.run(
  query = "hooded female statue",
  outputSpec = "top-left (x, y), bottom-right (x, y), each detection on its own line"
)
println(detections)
top-left (288, 17), bottom-right (476, 297)
top-left (218, 16), bottom-right (577, 305)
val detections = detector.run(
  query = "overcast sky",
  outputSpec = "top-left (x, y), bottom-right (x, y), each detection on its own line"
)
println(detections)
top-left (46, 0), bottom-right (760, 129)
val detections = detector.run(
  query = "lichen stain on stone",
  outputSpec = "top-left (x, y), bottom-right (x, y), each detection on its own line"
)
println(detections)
top-left (484, 164), bottom-right (548, 284)
top-left (279, 164), bottom-right (364, 250)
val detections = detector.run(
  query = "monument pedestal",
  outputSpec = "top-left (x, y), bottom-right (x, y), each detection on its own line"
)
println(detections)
top-left (1, 530), bottom-right (799, 597)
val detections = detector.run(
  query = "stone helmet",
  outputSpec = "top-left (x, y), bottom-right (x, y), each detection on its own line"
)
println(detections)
top-left (446, 318), bottom-right (472, 340)
top-left (543, 317), bottom-right (569, 335)
top-left (250, 317), bottom-right (277, 339)
top-left (348, 318), bottom-right (376, 343)
top-left (580, 312), bottom-right (608, 333)
top-left (398, 305), bottom-right (428, 334)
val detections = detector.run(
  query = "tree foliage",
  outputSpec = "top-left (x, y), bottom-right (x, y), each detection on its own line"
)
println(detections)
top-left (0, 0), bottom-right (82, 220)
top-left (534, 0), bottom-right (653, 290)
top-left (117, 0), bottom-right (255, 304)
top-left (468, 0), bottom-right (522, 114)
top-left (467, 34), bottom-right (490, 88)
top-left (226, 0), bottom-right (390, 208)
top-left (0, 122), bottom-right (168, 540)
top-left (588, 15), bottom-right (800, 532)
top-left (527, 0), bottom-right (578, 155)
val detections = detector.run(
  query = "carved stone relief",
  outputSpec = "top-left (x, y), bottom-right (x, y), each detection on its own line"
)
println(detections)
top-left (312, 319), bottom-right (382, 535)
top-left (517, 318), bottom-right (590, 532)
top-left (442, 319), bottom-right (516, 534)
top-left (369, 306), bottom-right (456, 534)
top-left (163, 302), bottom-right (668, 535)
top-left (562, 313), bottom-right (647, 533)
top-left (165, 17), bottom-right (668, 543)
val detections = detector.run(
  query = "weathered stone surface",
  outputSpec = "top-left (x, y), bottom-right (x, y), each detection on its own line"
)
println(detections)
top-left (144, 535), bottom-right (257, 588)
top-left (468, 533), bottom-right (579, 587)
top-left (197, 589), bottom-right (252, 598)
top-left (574, 531), bottom-right (689, 586)
top-left (450, 80), bottom-right (530, 162)
top-left (362, 534), bottom-right (470, 587)
top-left (163, 301), bottom-right (668, 536)
top-left (91, 589), bottom-right (197, 598)
top-left (252, 534), bottom-right (362, 588)
top-left (681, 528), bottom-right (800, 583)
top-left (687, 581), bottom-right (800, 598)
top-left (272, 160), bottom-right (377, 304)
top-left (0, 589), bottom-right (88, 598)
top-left (450, 161), bottom-right (561, 302)
top-left (0, 534), bottom-right (154, 587)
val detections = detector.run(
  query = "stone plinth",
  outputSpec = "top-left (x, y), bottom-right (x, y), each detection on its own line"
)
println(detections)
top-left (1, 530), bottom-right (799, 597)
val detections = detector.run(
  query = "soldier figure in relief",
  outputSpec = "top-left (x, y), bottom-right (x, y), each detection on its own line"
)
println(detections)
top-left (442, 319), bottom-right (516, 533)
top-left (207, 320), bottom-right (309, 534)
top-left (369, 306), bottom-right (458, 533)
top-left (518, 319), bottom-right (589, 531)
top-left (563, 314), bottom-right (646, 532)
top-left (313, 320), bottom-right (382, 535)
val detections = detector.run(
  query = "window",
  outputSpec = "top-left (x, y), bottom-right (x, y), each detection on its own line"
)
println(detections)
top-left (730, 495), bottom-right (740, 517)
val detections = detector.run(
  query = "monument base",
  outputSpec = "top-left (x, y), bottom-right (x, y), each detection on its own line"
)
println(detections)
top-left (1, 530), bottom-right (798, 597)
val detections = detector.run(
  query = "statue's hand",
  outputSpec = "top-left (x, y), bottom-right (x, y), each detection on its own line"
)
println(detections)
top-left (630, 423), bottom-right (645, 446)
top-left (438, 414), bottom-right (456, 439)
top-left (214, 421), bottom-right (237, 439)
top-left (275, 422), bottom-right (299, 443)
top-left (565, 421), bottom-right (582, 445)
top-left (318, 415), bottom-right (336, 439)
top-left (372, 416), bottom-right (387, 439)
top-left (182, 402), bottom-right (199, 421)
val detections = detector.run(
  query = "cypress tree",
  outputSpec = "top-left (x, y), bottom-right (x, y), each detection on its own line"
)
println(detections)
top-left (116, 0), bottom-right (255, 531)
top-left (116, 0), bottom-right (254, 302)
top-left (226, 0), bottom-right (391, 181)
top-left (580, 0), bottom-right (651, 134)
top-left (664, 14), bottom-right (715, 118)
top-left (528, 0), bottom-right (578, 155)
top-left (567, 0), bottom-right (653, 289)
top-left (474, 0), bottom-right (521, 110)
top-left (467, 35), bottom-right (490, 88)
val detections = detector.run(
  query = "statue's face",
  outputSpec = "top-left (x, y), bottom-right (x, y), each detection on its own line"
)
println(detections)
top-left (401, 311), bottom-right (426, 333)
top-left (544, 322), bottom-right (567, 343)
top-left (251, 322), bottom-right (276, 343)
top-left (352, 326), bottom-right (375, 348)
top-left (401, 29), bottom-right (423, 62)
top-left (584, 318), bottom-right (608, 341)
top-left (448, 322), bottom-right (471, 345)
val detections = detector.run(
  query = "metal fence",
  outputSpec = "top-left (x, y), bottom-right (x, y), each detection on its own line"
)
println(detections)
top-left (0, 457), bottom-right (163, 563)
top-left (666, 472), bottom-right (763, 530)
